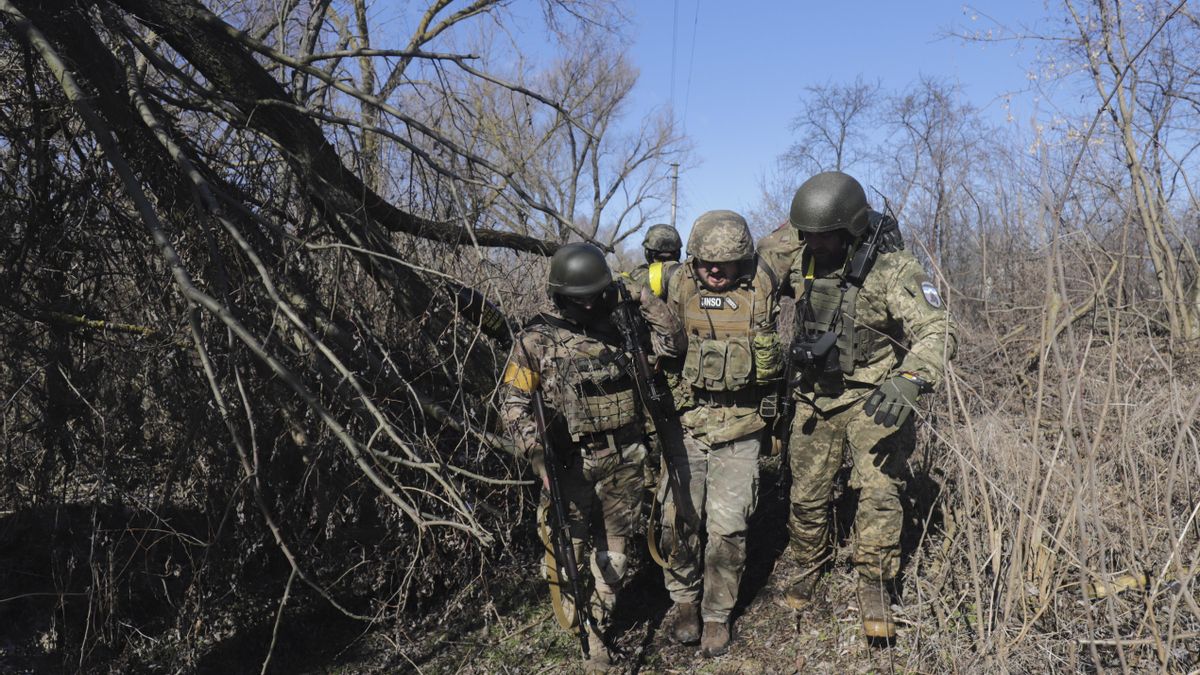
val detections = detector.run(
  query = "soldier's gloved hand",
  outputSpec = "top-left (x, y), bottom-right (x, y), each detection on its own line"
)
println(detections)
top-left (454, 285), bottom-right (510, 342)
top-left (863, 373), bottom-right (924, 427)
top-left (868, 210), bottom-right (904, 253)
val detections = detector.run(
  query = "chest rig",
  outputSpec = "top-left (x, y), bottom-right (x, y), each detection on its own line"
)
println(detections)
top-left (533, 315), bottom-right (641, 440)
top-left (796, 250), bottom-right (861, 379)
top-left (678, 259), bottom-right (778, 392)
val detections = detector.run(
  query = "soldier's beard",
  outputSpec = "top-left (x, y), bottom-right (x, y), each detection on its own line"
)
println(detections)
top-left (809, 245), bottom-right (851, 277)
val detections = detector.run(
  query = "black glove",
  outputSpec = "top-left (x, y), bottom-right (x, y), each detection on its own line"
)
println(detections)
top-left (863, 374), bottom-right (923, 427)
top-left (868, 210), bottom-right (904, 253)
top-left (453, 284), bottom-right (511, 345)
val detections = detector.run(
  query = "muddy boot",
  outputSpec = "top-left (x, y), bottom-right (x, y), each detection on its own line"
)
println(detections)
top-left (857, 578), bottom-right (896, 641)
top-left (584, 631), bottom-right (613, 673)
top-left (784, 574), bottom-right (819, 610)
top-left (667, 602), bottom-right (700, 644)
top-left (700, 621), bottom-right (730, 657)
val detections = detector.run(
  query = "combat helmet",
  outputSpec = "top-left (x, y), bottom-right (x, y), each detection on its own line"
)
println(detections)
top-left (687, 210), bottom-right (753, 262)
top-left (546, 242), bottom-right (612, 298)
top-left (643, 224), bottom-right (682, 262)
top-left (788, 171), bottom-right (870, 238)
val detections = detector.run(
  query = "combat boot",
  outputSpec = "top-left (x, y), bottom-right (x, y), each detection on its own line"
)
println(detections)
top-left (584, 631), bottom-right (612, 673)
top-left (857, 578), bottom-right (896, 640)
top-left (667, 602), bottom-right (700, 644)
top-left (783, 574), bottom-right (819, 610)
top-left (700, 621), bottom-right (730, 657)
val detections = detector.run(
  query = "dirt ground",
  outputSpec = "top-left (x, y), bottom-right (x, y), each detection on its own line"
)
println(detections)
top-left (402, 458), bottom-right (945, 675)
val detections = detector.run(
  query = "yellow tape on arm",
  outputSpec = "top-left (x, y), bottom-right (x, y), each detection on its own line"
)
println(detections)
top-left (502, 361), bottom-right (540, 392)
top-left (649, 262), bottom-right (666, 297)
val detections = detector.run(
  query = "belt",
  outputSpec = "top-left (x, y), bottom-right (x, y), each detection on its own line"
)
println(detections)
top-left (693, 386), bottom-right (767, 408)
top-left (572, 423), bottom-right (641, 456)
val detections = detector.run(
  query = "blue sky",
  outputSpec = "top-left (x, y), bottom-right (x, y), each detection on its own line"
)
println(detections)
top-left (625, 1), bottom-right (1050, 240)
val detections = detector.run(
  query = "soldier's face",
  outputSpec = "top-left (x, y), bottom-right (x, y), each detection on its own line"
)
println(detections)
top-left (695, 260), bottom-right (739, 290)
top-left (647, 248), bottom-right (680, 263)
top-left (802, 230), bottom-right (851, 264)
top-left (563, 291), bottom-right (602, 310)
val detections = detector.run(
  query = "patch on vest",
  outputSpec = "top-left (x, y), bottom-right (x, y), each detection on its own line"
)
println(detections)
top-left (921, 281), bottom-right (943, 308)
top-left (699, 296), bottom-right (724, 309)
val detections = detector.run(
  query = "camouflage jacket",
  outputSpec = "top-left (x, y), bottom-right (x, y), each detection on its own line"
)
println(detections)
top-left (622, 261), bottom-right (681, 299)
top-left (757, 225), bottom-right (802, 284)
top-left (500, 280), bottom-right (685, 458)
top-left (764, 233), bottom-right (958, 412)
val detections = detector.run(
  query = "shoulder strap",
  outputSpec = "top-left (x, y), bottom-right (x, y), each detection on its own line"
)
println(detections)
top-left (754, 254), bottom-right (780, 300)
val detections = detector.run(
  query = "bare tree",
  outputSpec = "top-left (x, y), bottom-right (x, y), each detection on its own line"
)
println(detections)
top-left (0, 0), bottom-right (682, 668)
top-left (1063, 0), bottom-right (1200, 340)
top-left (781, 75), bottom-right (880, 176)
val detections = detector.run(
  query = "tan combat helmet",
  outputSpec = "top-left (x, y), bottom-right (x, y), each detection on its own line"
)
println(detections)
top-left (687, 210), bottom-right (753, 262)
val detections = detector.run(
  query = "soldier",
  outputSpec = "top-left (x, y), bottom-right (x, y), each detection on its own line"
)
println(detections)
top-left (657, 210), bottom-right (784, 657)
top-left (625, 223), bottom-right (683, 298)
top-left (775, 172), bottom-right (957, 640)
top-left (500, 243), bottom-right (684, 672)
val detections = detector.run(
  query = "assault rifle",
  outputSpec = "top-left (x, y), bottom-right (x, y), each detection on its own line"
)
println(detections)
top-left (611, 283), bottom-right (688, 568)
top-left (529, 372), bottom-right (600, 658)
top-left (611, 283), bottom-right (673, 417)
top-left (454, 281), bottom-right (597, 656)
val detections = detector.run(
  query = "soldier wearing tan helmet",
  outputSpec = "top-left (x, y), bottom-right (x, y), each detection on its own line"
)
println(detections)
top-left (500, 243), bottom-right (684, 672)
top-left (655, 210), bottom-right (785, 657)
top-left (774, 171), bottom-right (957, 641)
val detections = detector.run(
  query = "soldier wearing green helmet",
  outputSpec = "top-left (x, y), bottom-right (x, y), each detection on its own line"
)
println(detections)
top-left (500, 242), bottom-right (684, 672)
top-left (655, 210), bottom-right (785, 657)
top-left (766, 171), bottom-right (958, 642)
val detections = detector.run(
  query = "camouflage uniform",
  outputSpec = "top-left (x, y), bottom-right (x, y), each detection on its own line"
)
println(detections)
top-left (659, 211), bottom-right (783, 628)
top-left (500, 278), bottom-right (684, 633)
top-left (767, 230), bottom-right (958, 585)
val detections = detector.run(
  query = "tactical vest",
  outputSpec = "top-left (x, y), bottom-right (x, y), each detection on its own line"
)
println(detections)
top-left (676, 259), bottom-right (779, 392)
top-left (532, 315), bottom-right (641, 439)
top-left (796, 251), bottom-right (890, 379)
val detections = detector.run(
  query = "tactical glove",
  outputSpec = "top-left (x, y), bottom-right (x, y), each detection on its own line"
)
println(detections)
top-left (863, 373), bottom-right (925, 427)
top-left (453, 284), bottom-right (511, 344)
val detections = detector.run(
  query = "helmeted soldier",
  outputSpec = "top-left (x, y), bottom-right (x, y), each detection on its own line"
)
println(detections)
top-left (620, 223), bottom-right (690, 505)
top-left (625, 223), bottom-right (683, 299)
top-left (657, 210), bottom-right (784, 657)
top-left (500, 242), bottom-right (684, 672)
top-left (777, 172), bottom-right (957, 641)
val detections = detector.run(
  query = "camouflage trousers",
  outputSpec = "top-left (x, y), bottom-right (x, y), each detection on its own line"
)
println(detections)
top-left (787, 398), bottom-right (913, 582)
top-left (660, 432), bottom-right (760, 623)
top-left (540, 438), bottom-right (646, 631)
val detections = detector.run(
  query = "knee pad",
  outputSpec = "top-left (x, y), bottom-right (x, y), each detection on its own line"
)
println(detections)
top-left (591, 550), bottom-right (629, 586)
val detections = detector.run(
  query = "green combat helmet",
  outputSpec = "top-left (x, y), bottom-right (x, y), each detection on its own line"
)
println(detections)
top-left (643, 223), bottom-right (682, 263)
top-left (687, 210), bottom-right (753, 262)
top-left (546, 242), bottom-right (613, 298)
top-left (788, 171), bottom-right (871, 237)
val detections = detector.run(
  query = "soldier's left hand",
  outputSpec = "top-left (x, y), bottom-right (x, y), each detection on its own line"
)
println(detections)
top-left (863, 374), bottom-right (923, 427)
